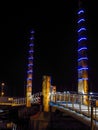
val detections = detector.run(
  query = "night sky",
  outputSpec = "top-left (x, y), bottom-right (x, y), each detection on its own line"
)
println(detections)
top-left (0, 0), bottom-right (98, 97)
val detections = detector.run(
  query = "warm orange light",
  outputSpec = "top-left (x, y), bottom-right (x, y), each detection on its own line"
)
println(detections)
top-left (42, 75), bottom-right (51, 112)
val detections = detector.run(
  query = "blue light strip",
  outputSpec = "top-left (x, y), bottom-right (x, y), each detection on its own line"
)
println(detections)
top-left (27, 70), bottom-right (33, 73)
top-left (29, 50), bottom-right (34, 53)
top-left (29, 43), bottom-right (34, 47)
top-left (78, 57), bottom-right (88, 61)
top-left (28, 64), bottom-right (33, 66)
top-left (78, 78), bottom-right (88, 81)
top-left (30, 37), bottom-right (34, 40)
top-left (78, 10), bottom-right (84, 15)
top-left (28, 57), bottom-right (33, 60)
top-left (78, 67), bottom-right (88, 71)
top-left (78, 28), bottom-right (86, 33)
top-left (78, 19), bottom-right (85, 24)
top-left (27, 77), bottom-right (32, 80)
top-left (78, 47), bottom-right (87, 52)
top-left (31, 30), bottom-right (35, 34)
top-left (78, 37), bottom-right (87, 42)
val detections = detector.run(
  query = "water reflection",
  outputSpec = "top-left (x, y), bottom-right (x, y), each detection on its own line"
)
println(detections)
top-left (0, 119), bottom-right (30, 130)
top-left (0, 108), bottom-right (16, 130)
top-left (0, 120), bottom-right (17, 130)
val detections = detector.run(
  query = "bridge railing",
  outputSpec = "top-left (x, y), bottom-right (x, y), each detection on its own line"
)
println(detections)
top-left (50, 91), bottom-right (98, 121)
top-left (12, 97), bottom-right (26, 106)
top-left (11, 92), bottom-right (42, 105)
top-left (50, 91), bottom-right (98, 104)
top-left (31, 92), bottom-right (42, 104)
top-left (0, 92), bottom-right (42, 106)
top-left (0, 97), bottom-right (26, 106)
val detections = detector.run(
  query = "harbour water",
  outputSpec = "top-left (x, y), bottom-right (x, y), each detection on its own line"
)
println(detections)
top-left (0, 104), bottom-right (40, 130)
top-left (0, 105), bottom-right (91, 130)
top-left (0, 119), bottom-right (29, 130)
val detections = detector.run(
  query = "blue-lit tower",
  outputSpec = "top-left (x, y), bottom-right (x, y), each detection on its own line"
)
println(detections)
top-left (26, 30), bottom-right (34, 107)
top-left (77, 0), bottom-right (89, 97)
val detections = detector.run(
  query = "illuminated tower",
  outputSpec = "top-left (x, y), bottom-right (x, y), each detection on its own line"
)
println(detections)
top-left (77, 0), bottom-right (89, 97)
top-left (42, 75), bottom-right (51, 112)
top-left (26, 30), bottom-right (34, 107)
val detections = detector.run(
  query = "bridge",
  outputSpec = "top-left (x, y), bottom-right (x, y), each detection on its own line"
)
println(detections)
top-left (0, 91), bottom-right (98, 129)
top-left (0, 91), bottom-right (42, 106)
top-left (10, 91), bottom-right (98, 130)
top-left (0, 1), bottom-right (97, 130)
top-left (50, 91), bottom-right (98, 130)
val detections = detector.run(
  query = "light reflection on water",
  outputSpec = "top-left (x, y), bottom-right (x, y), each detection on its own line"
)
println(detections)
top-left (0, 119), bottom-right (29, 130)
top-left (0, 108), bottom-right (29, 130)
top-left (0, 120), bottom-right (17, 130)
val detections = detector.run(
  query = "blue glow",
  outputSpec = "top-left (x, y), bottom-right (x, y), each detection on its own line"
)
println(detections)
top-left (78, 10), bottom-right (84, 15)
top-left (78, 67), bottom-right (88, 71)
top-left (78, 78), bottom-right (88, 81)
top-left (30, 37), bottom-right (34, 40)
top-left (78, 37), bottom-right (87, 42)
top-left (28, 57), bottom-right (33, 60)
top-left (28, 64), bottom-right (33, 66)
top-left (27, 77), bottom-right (32, 80)
top-left (27, 70), bottom-right (33, 73)
top-left (78, 19), bottom-right (85, 24)
top-left (31, 30), bottom-right (35, 34)
top-left (29, 50), bottom-right (34, 53)
top-left (78, 57), bottom-right (88, 61)
top-left (29, 43), bottom-right (34, 47)
top-left (78, 47), bottom-right (87, 52)
top-left (78, 28), bottom-right (86, 33)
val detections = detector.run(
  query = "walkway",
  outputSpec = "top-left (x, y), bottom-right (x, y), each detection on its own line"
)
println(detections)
top-left (50, 92), bottom-right (98, 130)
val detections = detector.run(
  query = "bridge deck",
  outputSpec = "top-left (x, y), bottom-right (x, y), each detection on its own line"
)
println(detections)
top-left (50, 101), bottom-right (98, 130)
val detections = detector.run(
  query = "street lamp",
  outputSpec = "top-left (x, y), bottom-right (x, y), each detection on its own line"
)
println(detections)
top-left (1, 82), bottom-right (5, 96)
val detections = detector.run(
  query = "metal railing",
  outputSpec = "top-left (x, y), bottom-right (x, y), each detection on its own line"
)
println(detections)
top-left (50, 91), bottom-right (98, 130)
top-left (50, 92), bottom-right (98, 119)
top-left (0, 92), bottom-right (42, 106)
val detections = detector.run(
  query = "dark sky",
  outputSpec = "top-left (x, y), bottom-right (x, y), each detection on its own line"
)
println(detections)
top-left (0, 0), bottom-right (98, 96)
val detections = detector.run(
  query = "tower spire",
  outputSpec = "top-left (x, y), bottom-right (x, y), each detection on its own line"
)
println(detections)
top-left (26, 29), bottom-right (35, 107)
top-left (77, 0), bottom-right (89, 104)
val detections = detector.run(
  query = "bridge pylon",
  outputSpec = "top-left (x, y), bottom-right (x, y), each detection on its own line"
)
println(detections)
top-left (26, 29), bottom-right (35, 107)
top-left (77, 0), bottom-right (89, 105)
top-left (42, 75), bottom-right (51, 112)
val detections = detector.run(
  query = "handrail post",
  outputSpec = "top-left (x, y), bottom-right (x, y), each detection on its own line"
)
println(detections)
top-left (91, 100), bottom-right (94, 130)
top-left (88, 95), bottom-right (90, 116)
top-left (79, 95), bottom-right (83, 113)
top-left (72, 94), bottom-right (74, 109)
